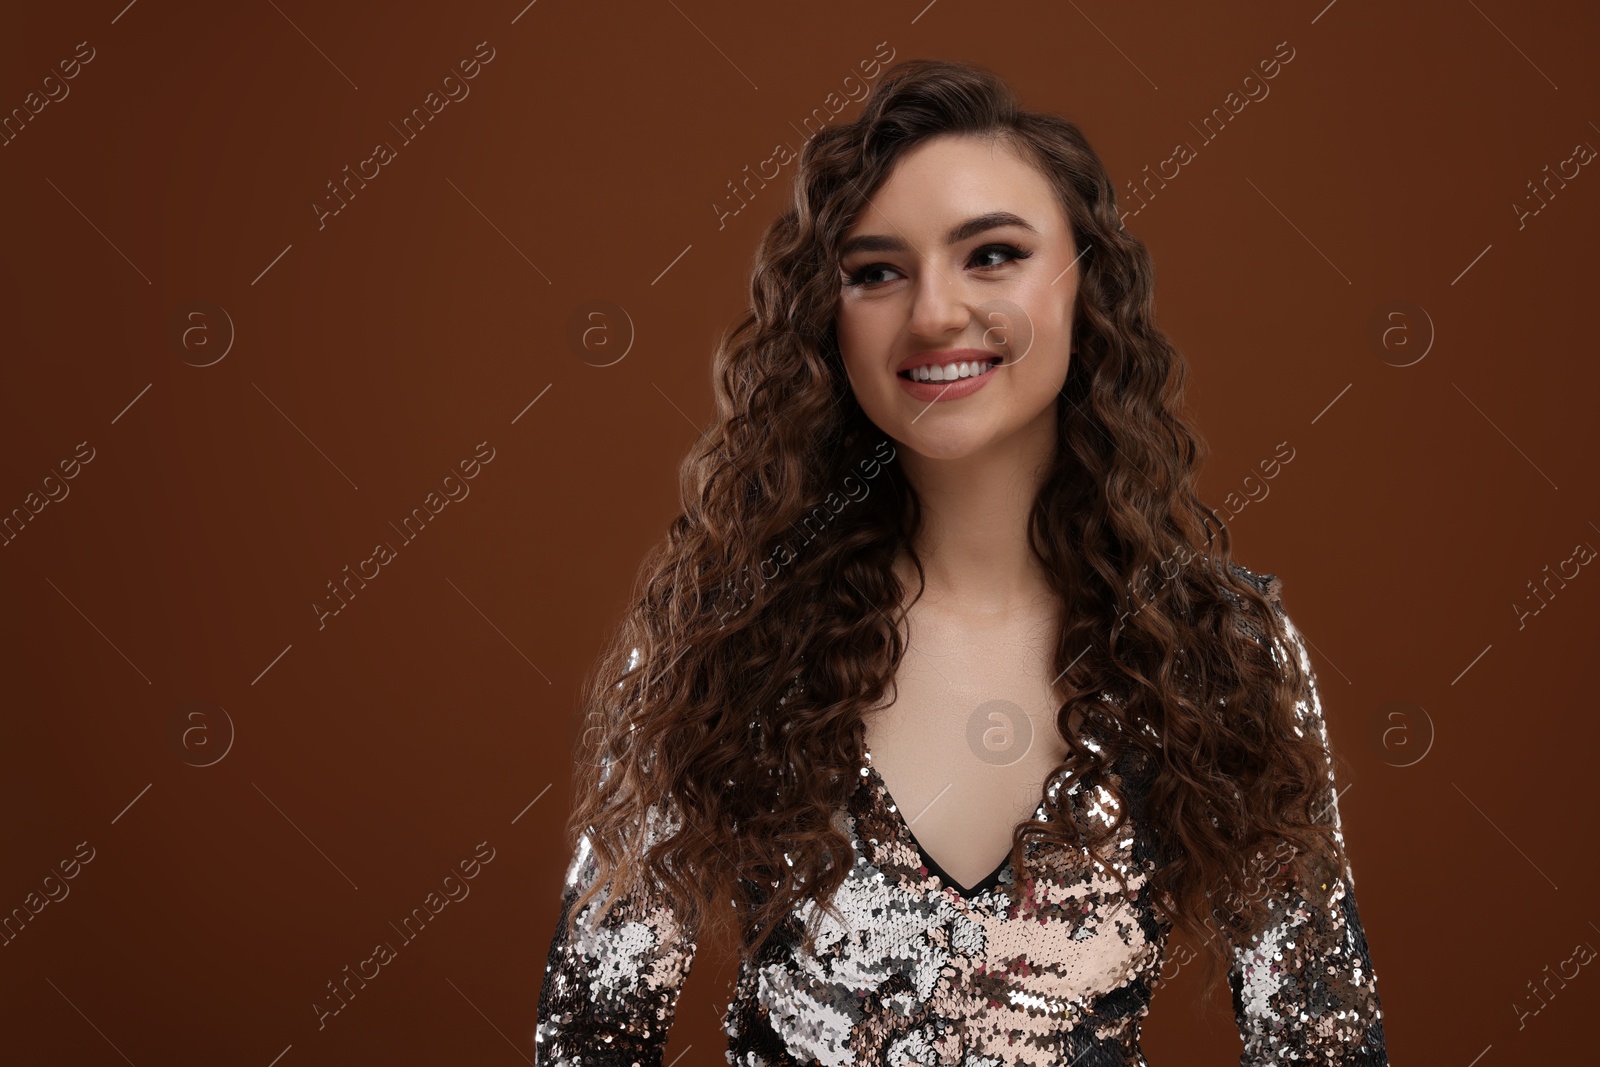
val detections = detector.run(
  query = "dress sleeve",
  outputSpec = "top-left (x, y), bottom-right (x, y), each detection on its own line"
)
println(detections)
top-left (534, 654), bottom-right (701, 1067)
top-left (1227, 592), bottom-right (1390, 1065)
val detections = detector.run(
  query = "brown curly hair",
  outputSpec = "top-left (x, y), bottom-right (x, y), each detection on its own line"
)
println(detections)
top-left (559, 57), bottom-right (1350, 1002)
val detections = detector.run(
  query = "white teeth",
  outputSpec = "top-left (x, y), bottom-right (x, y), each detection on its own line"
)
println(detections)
top-left (907, 360), bottom-right (995, 382)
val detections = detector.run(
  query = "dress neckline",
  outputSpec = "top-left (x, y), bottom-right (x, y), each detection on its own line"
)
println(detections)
top-left (859, 749), bottom-right (1049, 901)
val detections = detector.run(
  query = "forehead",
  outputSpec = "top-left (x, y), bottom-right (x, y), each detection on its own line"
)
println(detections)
top-left (843, 133), bottom-right (1068, 240)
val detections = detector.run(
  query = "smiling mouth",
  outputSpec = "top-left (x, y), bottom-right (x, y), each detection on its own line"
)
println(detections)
top-left (897, 355), bottom-right (1003, 382)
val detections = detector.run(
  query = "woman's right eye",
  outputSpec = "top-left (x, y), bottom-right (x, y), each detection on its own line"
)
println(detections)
top-left (842, 263), bottom-right (901, 288)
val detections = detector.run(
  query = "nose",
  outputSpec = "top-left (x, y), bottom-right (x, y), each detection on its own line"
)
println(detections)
top-left (907, 264), bottom-right (971, 341)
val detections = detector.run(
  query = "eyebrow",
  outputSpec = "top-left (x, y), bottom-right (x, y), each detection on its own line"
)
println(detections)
top-left (838, 211), bottom-right (1041, 258)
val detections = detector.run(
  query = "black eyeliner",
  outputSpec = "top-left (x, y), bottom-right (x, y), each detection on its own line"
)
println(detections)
top-left (841, 242), bottom-right (1033, 288)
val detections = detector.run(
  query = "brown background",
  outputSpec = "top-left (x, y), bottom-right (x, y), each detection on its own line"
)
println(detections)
top-left (2, 0), bottom-right (1596, 1063)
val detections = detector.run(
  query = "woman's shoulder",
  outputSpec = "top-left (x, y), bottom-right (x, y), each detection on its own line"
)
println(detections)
top-left (1223, 559), bottom-right (1284, 604)
top-left (1209, 558), bottom-right (1293, 654)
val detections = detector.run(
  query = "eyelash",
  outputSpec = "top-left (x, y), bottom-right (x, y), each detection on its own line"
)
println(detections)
top-left (841, 243), bottom-right (1034, 289)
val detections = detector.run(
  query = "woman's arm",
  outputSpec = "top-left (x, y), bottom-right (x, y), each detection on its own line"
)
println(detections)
top-left (534, 654), bottom-right (701, 1067)
top-left (1227, 591), bottom-right (1389, 1065)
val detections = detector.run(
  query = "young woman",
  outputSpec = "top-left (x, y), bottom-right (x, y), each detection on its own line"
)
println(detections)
top-left (534, 58), bottom-right (1388, 1066)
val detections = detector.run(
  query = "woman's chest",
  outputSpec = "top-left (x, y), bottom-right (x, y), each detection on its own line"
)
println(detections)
top-left (733, 770), bottom-right (1169, 1066)
top-left (860, 607), bottom-right (1084, 894)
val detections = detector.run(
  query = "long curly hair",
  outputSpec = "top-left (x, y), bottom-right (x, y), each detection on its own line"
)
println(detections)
top-left (559, 57), bottom-right (1349, 1001)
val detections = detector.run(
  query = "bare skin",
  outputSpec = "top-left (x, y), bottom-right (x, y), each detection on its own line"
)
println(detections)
top-left (835, 132), bottom-right (1084, 890)
top-left (865, 583), bottom-right (1079, 889)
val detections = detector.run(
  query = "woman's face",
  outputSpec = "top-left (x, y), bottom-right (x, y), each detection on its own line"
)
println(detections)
top-left (835, 133), bottom-right (1080, 461)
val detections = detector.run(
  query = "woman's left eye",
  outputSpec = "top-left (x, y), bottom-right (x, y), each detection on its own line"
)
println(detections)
top-left (970, 243), bottom-right (1031, 269)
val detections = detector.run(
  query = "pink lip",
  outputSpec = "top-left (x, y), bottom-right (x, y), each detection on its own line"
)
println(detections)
top-left (896, 356), bottom-right (1001, 403)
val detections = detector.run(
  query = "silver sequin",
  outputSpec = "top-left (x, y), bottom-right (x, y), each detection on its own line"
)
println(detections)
top-left (535, 568), bottom-right (1387, 1065)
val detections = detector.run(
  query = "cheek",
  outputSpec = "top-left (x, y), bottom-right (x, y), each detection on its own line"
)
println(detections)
top-left (1019, 284), bottom-right (1071, 335)
top-left (836, 307), bottom-right (882, 382)
top-left (838, 301), bottom-right (873, 340)
top-left (1005, 288), bottom-right (1071, 370)
top-left (1024, 286), bottom-right (1075, 348)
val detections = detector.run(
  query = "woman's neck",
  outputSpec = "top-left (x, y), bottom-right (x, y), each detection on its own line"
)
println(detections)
top-left (892, 410), bottom-right (1059, 618)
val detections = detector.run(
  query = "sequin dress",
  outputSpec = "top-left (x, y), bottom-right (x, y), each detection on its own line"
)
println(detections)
top-left (534, 568), bottom-right (1389, 1065)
